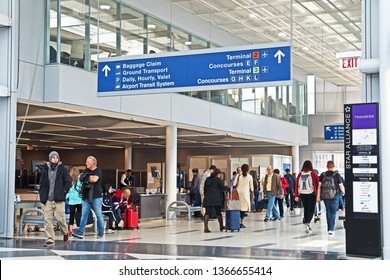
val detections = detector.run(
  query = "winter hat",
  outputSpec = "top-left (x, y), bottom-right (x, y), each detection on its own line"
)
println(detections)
top-left (49, 151), bottom-right (60, 161)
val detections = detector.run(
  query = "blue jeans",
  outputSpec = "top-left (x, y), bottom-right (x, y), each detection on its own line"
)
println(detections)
top-left (323, 196), bottom-right (339, 231)
top-left (265, 192), bottom-right (280, 220)
top-left (78, 197), bottom-right (105, 236)
top-left (254, 188), bottom-right (260, 211)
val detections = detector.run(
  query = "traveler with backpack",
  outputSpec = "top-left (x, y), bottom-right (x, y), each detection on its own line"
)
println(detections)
top-left (317, 161), bottom-right (345, 235)
top-left (294, 160), bottom-right (319, 234)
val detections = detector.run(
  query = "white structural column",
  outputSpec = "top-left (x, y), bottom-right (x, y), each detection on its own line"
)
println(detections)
top-left (124, 145), bottom-right (132, 170)
top-left (291, 145), bottom-right (299, 174)
top-left (165, 125), bottom-right (177, 217)
top-left (0, 0), bottom-right (17, 238)
top-left (379, 0), bottom-right (390, 260)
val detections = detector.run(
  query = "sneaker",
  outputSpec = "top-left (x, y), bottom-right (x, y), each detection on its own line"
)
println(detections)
top-left (118, 220), bottom-right (124, 228)
top-left (97, 234), bottom-right (104, 239)
top-left (43, 240), bottom-right (55, 247)
top-left (308, 225), bottom-right (312, 234)
top-left (304, 223), bottom-right (310, 233)
top-left (106, 229), bottom-right (116, 234)
top-left (328, 230), bottom-right (335, 235)
top-left (264, 218), bottom-right (269, 222)
top-left (72, 231), bottom-right (84, 239)
top-left (240, 224), bottom-right (246, 228)
top-left (63, 233), bottom-right (69, 242)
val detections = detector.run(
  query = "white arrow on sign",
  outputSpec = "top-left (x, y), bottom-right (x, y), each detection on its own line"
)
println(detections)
top-left (326, 127), bottom-right (331, 131)
top-left (102, 65), bottom-right (111, 77)
top-left (274, 50), bottom-right (285, 64)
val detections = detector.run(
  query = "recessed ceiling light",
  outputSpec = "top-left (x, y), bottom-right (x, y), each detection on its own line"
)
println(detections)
top-left (100, 5), bottom-right (110, 10)
top-left (147, 24), bottom-right (156, 29)
top-left (184, 41), bottom-right (192, 46)
top-left (249, 13), bottom-right (257, 18)
top-left (302, 46), bottom-right (309, 51)
top-left (278, 32), bottom-right (287, 38)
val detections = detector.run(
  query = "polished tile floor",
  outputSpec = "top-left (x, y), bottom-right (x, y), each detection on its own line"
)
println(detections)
top-left (0, 207), bottom-right (367, 260)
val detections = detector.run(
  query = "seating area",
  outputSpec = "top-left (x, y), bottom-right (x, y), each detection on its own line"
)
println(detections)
top-left (18, 208), bottom-right (45, 236)
top-left (167, 201), bottom-right (202, 221)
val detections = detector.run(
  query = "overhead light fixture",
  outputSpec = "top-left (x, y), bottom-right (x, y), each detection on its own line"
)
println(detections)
top-left (278, 32), bottom-right (287, 38)
top-left (50, 146), bottom-right (75, 150)
top-left (147, 24), bottom-right (156, 29)
top-left (184, 41), bottom-right (192, 46)
top-left (302, 46), bottom-right (309, 51)
top-left (249, 13), bottom-right (257, 19)
top-left (96, 144), bottom-right (122, 149)
top-left (100, 5), bottom-right (111, 10)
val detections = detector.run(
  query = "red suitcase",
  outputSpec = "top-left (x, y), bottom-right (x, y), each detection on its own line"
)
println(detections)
top-left (123, 206), bottom-right (139, 229)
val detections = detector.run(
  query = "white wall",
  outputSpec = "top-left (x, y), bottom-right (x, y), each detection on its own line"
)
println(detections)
top-left (17, 0), bottom-right (45, 101)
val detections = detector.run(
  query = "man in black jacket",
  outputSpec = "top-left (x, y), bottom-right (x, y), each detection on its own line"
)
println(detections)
top-left (39, 151), bottom-right (72, 247)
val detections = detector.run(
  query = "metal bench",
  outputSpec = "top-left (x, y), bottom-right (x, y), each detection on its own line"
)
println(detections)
top-left (19, 208), bottom-right (98, 236)
top-left (19, 208), bottom-right (45, 236)
top-left (167, 201), bottom-right (202, 221)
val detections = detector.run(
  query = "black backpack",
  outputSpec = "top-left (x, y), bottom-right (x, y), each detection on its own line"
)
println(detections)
top-left (320, 172), bottom-right (337, 200)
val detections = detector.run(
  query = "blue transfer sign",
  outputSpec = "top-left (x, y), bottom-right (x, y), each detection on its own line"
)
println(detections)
top-left (97, 43), bottom-right (291, 96)
top-left (324, 125), bottom-right (344, 141)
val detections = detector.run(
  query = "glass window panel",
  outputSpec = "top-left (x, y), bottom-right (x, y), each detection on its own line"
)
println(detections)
top-left (59, 0), bottom-right (89, 69)
top-left (93, 0), bottom-right (123, 59)
top-left (48, 0), bottom-right (59, 64)
top-left (227, 89), bottom-right (240, 108)
top-left (265, 87), bottom-right (277, 118)
top-left (147, 18), bottom-right (169, 53)
top-left (171, 27), bottom-right (191, 52)
top-left (119, 5), bottom-right (145, 56)
top-left (254, 87), bottom-right (265, 115)
top-left (191, 35), bottom-right (210, 50)
top-left (241, 88), bottom-right (255, 114)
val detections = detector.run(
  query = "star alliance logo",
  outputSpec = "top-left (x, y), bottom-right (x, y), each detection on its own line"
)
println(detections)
top-left (345, 106), bottom-right (351, 113)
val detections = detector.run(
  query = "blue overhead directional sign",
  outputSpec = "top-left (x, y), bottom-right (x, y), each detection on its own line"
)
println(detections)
top-left (324, 125), bottom-right (344, 141)
top-left (97, 43), bottom-right (291, 96)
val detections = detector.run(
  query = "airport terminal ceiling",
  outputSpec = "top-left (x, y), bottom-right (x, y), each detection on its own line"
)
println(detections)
top-left (16, 102), bottom-right (286, 151)
top-left (171, 0), bottom-right (361, 86)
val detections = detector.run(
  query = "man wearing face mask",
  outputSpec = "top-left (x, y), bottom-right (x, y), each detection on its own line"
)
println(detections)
top-left (39, 151), bottom-right (72, 247)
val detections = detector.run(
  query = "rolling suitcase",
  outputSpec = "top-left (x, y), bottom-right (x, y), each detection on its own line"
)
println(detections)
top-left (123, 206), bottom-right (139, 229)
top-left (225, 188), bottom-right (241, 232)
top-left (225, 210), bottom-right (240, 232)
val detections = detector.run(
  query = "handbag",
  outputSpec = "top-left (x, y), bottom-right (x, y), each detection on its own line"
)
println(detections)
top-left (226, 199), bottom-right (241, 211)
top-left (259, 198), bottom-right (268, 210)
top-left (226, 188), bottom-right (240, 211)
top-left (232, 175), bottom-right (240, 200)
top-left (232, 189), bottom-right (239, 200)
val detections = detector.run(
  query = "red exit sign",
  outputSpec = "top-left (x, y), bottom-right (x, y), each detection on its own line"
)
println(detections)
top-left (340, 57), bottom-right (359, 69)
top-left (336, 51), bottom-right (360, 70)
